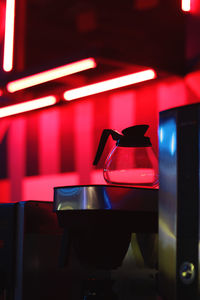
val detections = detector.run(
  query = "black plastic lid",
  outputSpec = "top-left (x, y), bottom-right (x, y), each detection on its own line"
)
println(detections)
top-left (93, 125), bottom-right (152, 165)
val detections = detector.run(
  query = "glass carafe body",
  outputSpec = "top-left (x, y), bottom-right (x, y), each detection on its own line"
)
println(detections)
top-left (103, 146), bottom-right (158, 188)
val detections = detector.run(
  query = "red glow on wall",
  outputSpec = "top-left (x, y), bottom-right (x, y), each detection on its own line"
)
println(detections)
top-left (39, 110), bottom-right (60, 175)
top-left (6, 58), bottom-right (96, 92)
top-left (3, 0), bottom-right (15, 72)
top-left (0, 180), bottom-right (10, 203)
top-left (23, 173), bottom-right (80, 202)
top-left (185, 70), bottom-right (200, 98)
top-left (1, 71), bottom-right (200, 203)
top-left (63, 69), bottom-right (156, 101)
top-left (0, 95), bottom-right (57, 118)
top-left (181, 0), bottom-right (191, 12)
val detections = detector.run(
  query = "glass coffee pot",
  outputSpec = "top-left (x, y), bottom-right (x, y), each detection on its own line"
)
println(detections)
top-left (93, 125), bottom-right (158, 188)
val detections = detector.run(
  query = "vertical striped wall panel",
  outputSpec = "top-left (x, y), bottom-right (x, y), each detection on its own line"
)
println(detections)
top-left (0, 75), bottom-right (199, 202)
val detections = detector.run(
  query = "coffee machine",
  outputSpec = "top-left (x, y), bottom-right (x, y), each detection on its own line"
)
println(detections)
top-left (0, 201), bottom-right (74, 300)
top-left (54, 185), bottom-right (158, 299)
top-left (0, 186), bottom-right (158, 300)
top-left (158, 103), bottom-right (200, 300)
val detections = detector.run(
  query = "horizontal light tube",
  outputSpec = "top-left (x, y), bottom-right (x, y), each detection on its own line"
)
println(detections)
top-left (7, 58), bottom-right (96, 92)
top-left (3, 0), bottom-right (15, 72)
top-left (63, 69), bottom-right (156, 101)
top-left (181, 0), bottom-right (191, 11)
top-left (0, 95), bottom-right (57, 118)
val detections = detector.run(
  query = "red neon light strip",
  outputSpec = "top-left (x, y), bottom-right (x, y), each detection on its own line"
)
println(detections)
top-left (6, 58), bottom-right (96, 92)
top-left (3, 0), bottom-right (15, 72)
top-left (63, 69), bottom-right (156, 101)
top-left (0, 96), bottom-right (57, 118)
top-left (181, 0), bottom-right (191, 11)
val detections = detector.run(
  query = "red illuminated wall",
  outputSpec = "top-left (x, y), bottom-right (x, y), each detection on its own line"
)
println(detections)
top-left (0, 72), bottom-right (200, 203)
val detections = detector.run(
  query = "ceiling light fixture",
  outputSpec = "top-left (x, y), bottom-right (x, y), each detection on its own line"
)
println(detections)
top-left (0, 95), bottom-right (57, 118)
top-left (3, 0), bottom-right (15, 72)
top-left (6, 58), bottom-right (96, 92)
top-left (63, 69), bottom-right (156, 101)
top-left (181, 0), bottom-right (191, 12)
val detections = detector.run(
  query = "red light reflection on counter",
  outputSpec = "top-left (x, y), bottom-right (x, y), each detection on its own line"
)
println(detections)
top-left (3, 0), bottom-right (15, 72)
top-left (63, 69), bottom-right (156, 101)
top-left (0, 95), bottom-right (57, 118)
top-left (182, 0), bottom-right (191, 11)
top-left (7, 58), bottom-right (96, 92)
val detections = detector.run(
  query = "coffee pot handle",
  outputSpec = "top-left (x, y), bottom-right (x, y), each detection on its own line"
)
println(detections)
top-left (93, 129), bottom-right (121, 165)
